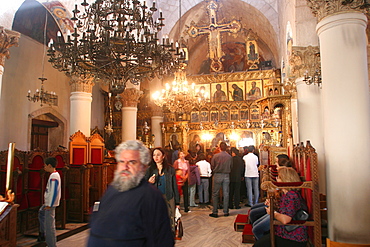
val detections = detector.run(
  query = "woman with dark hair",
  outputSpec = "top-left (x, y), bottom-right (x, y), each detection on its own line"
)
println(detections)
top-left (145, 147), bottom-right (180, 232)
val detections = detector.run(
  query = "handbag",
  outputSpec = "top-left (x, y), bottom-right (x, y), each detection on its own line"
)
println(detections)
top-left (174, 218), bottom-right (183, 240)
top-left (284, 208), bottom-right (309, 232)
top-left (174, 207), bottom-right (183, 240)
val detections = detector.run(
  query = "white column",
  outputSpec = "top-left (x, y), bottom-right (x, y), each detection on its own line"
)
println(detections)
top-left (121, 106), bottom-right (138, 141)
top-left (317, 12), bottom-right (370, 244)
top-left (151, 115), bottom-right (163, 147)
top-left (120, 88), bottom-right (142, 142)
top-left (0, 65), bottom-right (3, 101)
top-left (290, 98), bottom-right (299, 145)
top-left (70, 91), bottom-right (92, 136)
top-left (296, 78), bottom-right (326, 194)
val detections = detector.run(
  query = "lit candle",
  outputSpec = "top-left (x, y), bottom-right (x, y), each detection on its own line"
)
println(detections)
top-left (5, 143), bottom-right (15, 192)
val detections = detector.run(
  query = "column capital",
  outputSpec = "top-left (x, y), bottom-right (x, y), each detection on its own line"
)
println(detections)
top-left (150, 103), bottom-right (163, 117)
top-left (0, 26), bottom-right (20, 67)
top-left (306, 0), bottom-right (366, 21)
top-left (289, 45), bottom-right (320, 79)
top-left (70, 75), bottom-right (94, 93)
top-left (121, 88), bottom-right (143, 107)
top-left (283, 78), bottom-right (297, 99)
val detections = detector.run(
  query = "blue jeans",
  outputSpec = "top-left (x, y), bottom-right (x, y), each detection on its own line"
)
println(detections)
top-left (198, 178), bottom-right (210, 203)
top-left (38, 205), bottom-right (57, 247)
top-left (250, 203), bottom-right (267, 224)
top-left (189, 184), bottom-right (197, 206)
top-left (245, 177), bottom-right (259, 206)
top-left (252, 213), bottom-right (270, 240)
top-left (212, 173), bottom-right (230, 214)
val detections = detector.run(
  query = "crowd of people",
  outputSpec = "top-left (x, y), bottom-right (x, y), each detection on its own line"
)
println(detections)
top-left (81, 139), bottom-right (308, 246)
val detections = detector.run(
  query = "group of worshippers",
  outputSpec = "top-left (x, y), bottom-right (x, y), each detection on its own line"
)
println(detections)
top-left (85, 140), bottom-right (308, 247)
top-left (209, 143), bottom-right (259, 218)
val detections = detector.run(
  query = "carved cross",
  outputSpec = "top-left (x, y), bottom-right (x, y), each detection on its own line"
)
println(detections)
top-left (187, 0), bottom-right (241, 72)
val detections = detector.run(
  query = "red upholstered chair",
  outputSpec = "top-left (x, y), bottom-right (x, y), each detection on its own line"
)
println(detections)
top-left (68, 131), bottom-right (91, 222)
top-left (88, 133), bottom-right (104, 165)
top-left (88, 133), bottom-right (106, 210)
top-left (261, 141), bottom-right (321, 247)
top-left (13, 155), bottom-right (28, 210)
top-left (69, 131), bottom-right (88, 166)
top-left (26, 154), bottom-right (45, 208)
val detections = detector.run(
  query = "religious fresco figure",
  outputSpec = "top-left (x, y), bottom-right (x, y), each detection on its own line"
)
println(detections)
top-left (231, 84), bottom-right (243, 101)
top-left (248, 42), bottom-right (257, 60)
top-left (213, 84), bottom-right (227, 102)
top-left (247, 81), bottom-right (261, 100)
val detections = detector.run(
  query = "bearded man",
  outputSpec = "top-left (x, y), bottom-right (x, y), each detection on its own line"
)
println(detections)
top-left (87, 140), bottom-right (174, 247)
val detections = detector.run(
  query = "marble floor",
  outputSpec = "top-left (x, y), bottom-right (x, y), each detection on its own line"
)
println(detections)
top-left (56, 204), bottom-right (254, 247)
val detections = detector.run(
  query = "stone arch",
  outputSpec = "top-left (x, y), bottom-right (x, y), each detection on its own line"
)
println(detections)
top-left (165, 0), bottom-right (279, 74)
top-left (27, 107), bottom-right (68, 151)
top-left (160, 0), bottom-right (278, 37)
top-left (11, 0), bottom-right (72, 46)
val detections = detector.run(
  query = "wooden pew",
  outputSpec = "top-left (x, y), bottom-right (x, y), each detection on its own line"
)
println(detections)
top-left (68, 131), bottom-right (91, 222)
top-left (0, 204), bottom-right (19, 247)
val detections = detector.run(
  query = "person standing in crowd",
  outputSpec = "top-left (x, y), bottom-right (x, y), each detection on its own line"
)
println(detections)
top-left (229, 147), bottom-right (245, 209)
top-left (146, 147), bottom-right (180, 232)
top-left (253, 167), bottom-right (308, 246)
top-left (88, 140), bottom-right (174, 246)
top-left (188, 161), bottom-right (201, 207)
top-left (171, 144), bottom-right (180, 166)
top-left (196, 153), bottom-right (212, 205)
top-left (209, 142), bottom-right (232, 217)
top-left (173, 151), bottom-right (190, 212)
top-left (38, 157), bottom-right (61, 247)
top-left (243, 145), bottom-right (259, 207)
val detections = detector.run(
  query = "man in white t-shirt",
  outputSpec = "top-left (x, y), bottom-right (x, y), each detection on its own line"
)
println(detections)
top-left (196, 153), bottom-right (212, 205)
top-left (243, 146), bottom-right (259, 207)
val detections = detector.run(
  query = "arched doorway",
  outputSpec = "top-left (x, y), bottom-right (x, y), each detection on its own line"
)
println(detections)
top-left (28, 108), bottom-right (67, 151)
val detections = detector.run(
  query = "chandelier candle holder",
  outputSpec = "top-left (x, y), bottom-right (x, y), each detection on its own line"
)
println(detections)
top-left (152, 68), bottom-right (209, 117)
top-left (303, 69), bottom-right (322, 88)
top-left (27, 77), bottom-right (58, 106)
top-left (47, 0), bottom-right (179, 92)
top-left (303, 52), bottom-right (322, 88)
top-left (104, 92), bottom-right (113, 136)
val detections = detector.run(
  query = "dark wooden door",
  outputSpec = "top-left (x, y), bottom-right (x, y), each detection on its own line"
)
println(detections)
top-left (31, 119), bottom-right (58, 151)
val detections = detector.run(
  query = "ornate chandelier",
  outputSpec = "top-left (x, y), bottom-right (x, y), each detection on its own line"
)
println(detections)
top-left (152, 64), bottom-right (209, 117)
top-left (47, 0), bottom-right (177, 90)
top-left (27, 11), bottom-right (58, 107)
top-left (27, 77), bottom-right (58, 107)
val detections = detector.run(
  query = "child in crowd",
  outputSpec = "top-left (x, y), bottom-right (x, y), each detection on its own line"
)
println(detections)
top-left (175, 169), bottom-right (184, 196)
